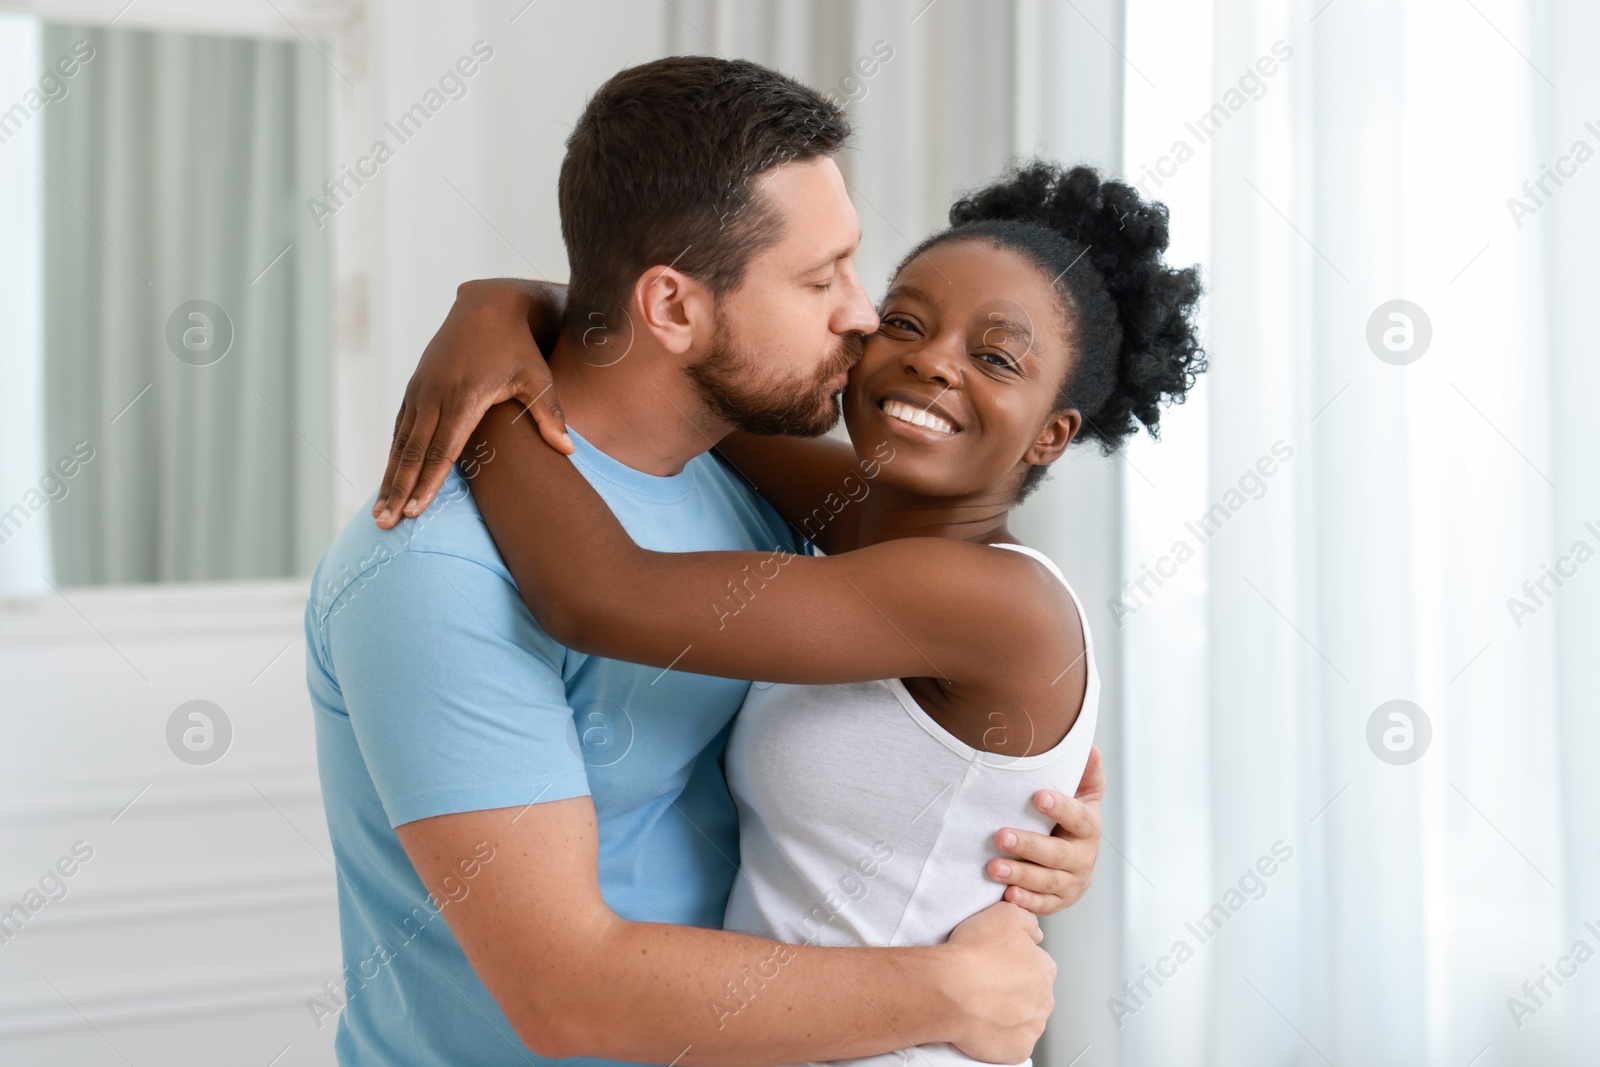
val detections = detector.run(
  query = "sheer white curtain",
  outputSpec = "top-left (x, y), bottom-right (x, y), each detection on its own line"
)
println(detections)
top-left (1118, 1), bottom-right (1600, 1064)
top-left (42, 22), bottom-right (335, 585)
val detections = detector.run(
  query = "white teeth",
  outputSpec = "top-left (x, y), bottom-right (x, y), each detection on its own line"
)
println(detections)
top-left (882, 398), bottom-right (955, 435)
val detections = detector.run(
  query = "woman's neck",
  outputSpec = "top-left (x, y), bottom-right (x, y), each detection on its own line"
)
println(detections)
top-left (852, 484), bottom-right (1015, 549)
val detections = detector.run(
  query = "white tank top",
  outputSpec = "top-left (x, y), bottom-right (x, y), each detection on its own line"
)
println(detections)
top-left (722, 542), bottom-right (1099, 1067)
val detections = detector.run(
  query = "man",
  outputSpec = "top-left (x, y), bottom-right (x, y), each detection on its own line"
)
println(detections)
top-left (307, 56), bottom-right (1102, 1066)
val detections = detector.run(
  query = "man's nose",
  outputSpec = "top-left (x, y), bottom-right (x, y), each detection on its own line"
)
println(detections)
top-left (836, 271), bottom-right (879, 337)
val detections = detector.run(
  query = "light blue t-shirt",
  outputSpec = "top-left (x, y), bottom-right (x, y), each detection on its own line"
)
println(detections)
top-left (304, 429), bottom-right (798, 1066)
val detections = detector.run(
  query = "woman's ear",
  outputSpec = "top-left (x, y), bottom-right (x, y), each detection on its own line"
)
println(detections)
top-left (1023, 409), bottom-right (1080, 467)
top-left (633, 266), bottom-right (715, 356)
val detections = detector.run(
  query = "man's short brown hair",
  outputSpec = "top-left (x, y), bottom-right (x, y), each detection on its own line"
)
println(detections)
top-left (558, 56), bottom-right (851, 339)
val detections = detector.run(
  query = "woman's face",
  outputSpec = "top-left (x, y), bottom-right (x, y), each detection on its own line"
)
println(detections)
top-left (842, 239), bottom-right (1082, 500)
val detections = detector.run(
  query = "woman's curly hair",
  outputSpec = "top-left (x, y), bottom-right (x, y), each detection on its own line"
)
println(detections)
top-left (898, 161), bottom-right (1207, 498)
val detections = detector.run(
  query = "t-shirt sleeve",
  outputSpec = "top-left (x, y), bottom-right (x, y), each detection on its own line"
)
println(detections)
top-left (320, 548), bottom-right (590, 828)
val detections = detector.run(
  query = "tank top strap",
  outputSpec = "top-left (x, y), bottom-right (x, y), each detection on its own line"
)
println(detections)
top-left (988, 541), bottom-right (1065, 581)
top-left (987, 541), bottom-right (1094, 659)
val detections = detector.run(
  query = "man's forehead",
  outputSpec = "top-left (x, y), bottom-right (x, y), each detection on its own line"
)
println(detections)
top-left (749, 158), bottom-right (860, 266)
top-left (758, 156), bottom-right (851, 217)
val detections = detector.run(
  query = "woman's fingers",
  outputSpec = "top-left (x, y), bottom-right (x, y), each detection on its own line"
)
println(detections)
top-left (985, 747), bottom-right (1108, 912)
top-left (1042, 788), bottom-right (1100, 839)
top-left (988, 846), bottom-right (1076, 901)
top-left (375, 372), bottom-right (567, 527)
top-left (519, 378), bottom-right (573, 456)
top-left (405, 393), bottom-right (487, 517)
top-left (1001, 883), bottom-right (1063, 917)
top-left (376, 403), bottom-right (423, 527)
top-left (989, 806), bottom-right (1100, 915)
top-left (384, 404), bottom-right (442, 526)
top-left (374, 278), bottom-right (555, 524)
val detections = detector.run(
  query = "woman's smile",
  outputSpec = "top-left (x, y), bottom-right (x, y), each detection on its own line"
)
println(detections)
top-left (877, 394), bottom-right (961, 437)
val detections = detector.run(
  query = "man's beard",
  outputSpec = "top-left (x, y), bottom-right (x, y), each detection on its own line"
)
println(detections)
top-left (687, 311), bottom-right (864, 437)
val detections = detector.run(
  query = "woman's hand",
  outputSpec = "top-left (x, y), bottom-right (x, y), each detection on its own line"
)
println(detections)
top-left (374, 278), bottom-right (572, 529)
top-left (989, 745), bottom-right (1105, 915)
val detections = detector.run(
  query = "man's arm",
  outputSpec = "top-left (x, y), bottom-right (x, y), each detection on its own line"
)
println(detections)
top-left (328, 537), bottom-right (1055, 1065)
top-left (398, 799), bottom-right (1054, 1065)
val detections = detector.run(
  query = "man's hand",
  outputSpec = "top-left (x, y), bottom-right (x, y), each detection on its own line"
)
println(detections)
top-left (375, 278), bottom-right (571, 528)
top-left (398, 799), bottom-right (1051, 1064)
top-left (989, 745), bottom-right (1105, 915)
top-left (943, 902), bottom-right (1056, 1063)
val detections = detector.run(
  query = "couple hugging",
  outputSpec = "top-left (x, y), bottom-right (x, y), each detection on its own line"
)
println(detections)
top-left (306, 54), bottom-right (1204, 1067)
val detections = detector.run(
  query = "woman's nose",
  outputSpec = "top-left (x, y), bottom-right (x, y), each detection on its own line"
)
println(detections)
top-left (901, 334), bottom-right (963, 386)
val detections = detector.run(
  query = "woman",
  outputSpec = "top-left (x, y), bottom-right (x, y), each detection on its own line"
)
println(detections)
top-left (425, 162), bottom-right (1201, 1064)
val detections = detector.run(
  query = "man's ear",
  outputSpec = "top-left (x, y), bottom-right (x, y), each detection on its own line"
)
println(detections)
top-left (632, 266), bottom-right (715, 356)
top-left (1023, 409), bottom-right (1081, 468)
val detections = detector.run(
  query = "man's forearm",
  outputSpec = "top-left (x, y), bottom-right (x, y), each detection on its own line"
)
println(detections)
top-left (508, 918), bottom-right (959, 1064)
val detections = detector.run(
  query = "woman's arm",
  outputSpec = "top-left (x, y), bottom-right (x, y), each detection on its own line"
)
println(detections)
top-left (468, 402), bottom-right (1077, 696)
top-left (713, 433), bottom-right (893, 555)
top-left (376, 279), bottom-right (885, 539)
top-left (376, 279), bottom-right (573, 527)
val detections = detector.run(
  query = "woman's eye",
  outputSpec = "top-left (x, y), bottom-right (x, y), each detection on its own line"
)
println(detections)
top-left (879, 315), bottom-right (918, 333)
top-left (976, 351), bottom-right (1019, 370)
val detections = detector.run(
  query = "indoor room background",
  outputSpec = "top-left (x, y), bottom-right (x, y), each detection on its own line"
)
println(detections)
top-left (0, 0), bottom-right (1594, 1064)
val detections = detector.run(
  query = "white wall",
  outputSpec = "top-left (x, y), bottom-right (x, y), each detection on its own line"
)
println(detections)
top-left (314, 0), bottom-right (667, 516)
top-left (0, 579), bottom-right (339, 1066)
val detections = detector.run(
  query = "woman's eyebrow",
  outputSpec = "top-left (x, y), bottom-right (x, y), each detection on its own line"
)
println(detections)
top-left (882, 283), bottom-right (935, 305)
top-left (978, 314), bottom-right (1035, 350)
